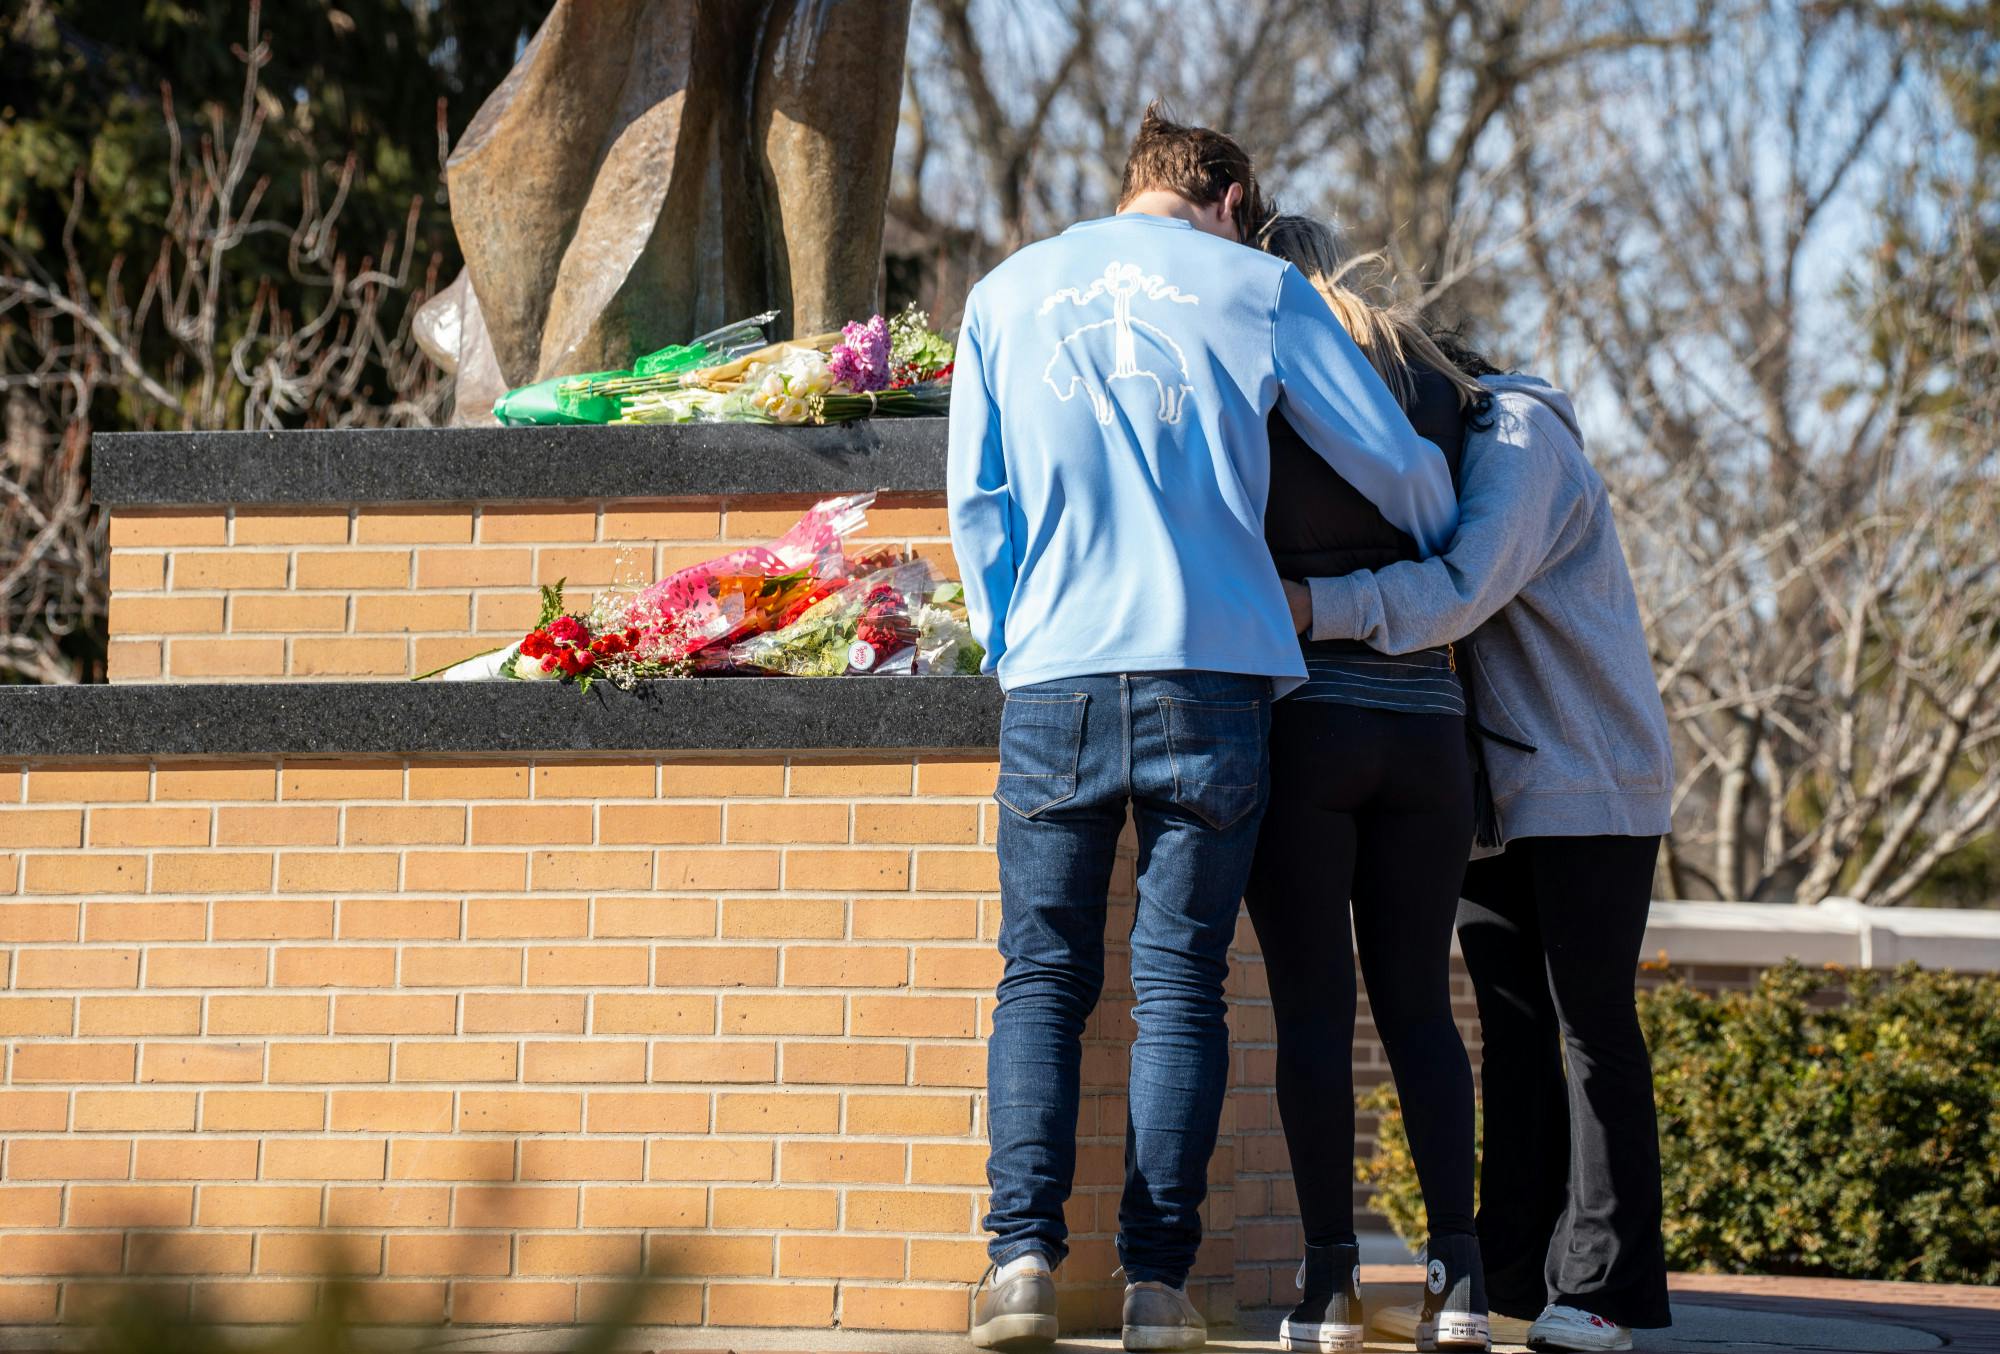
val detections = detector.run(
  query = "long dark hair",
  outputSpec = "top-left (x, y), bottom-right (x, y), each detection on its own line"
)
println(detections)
top-left (1423, 322), bottom-right (1503, 430)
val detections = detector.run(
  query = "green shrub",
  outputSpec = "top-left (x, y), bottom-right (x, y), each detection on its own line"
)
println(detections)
top-left (1358, 962), bottom-right (2000, 1284)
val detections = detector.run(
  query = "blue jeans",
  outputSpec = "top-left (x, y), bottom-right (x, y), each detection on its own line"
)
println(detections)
top-left (984, 672), bottom-right (1273, 1286)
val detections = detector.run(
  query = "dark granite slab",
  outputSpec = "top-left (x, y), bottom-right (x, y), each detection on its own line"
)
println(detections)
top-left (0, 677), bottom-right (1002, 759)
top-left (91, 419), bottom-right (948, 508)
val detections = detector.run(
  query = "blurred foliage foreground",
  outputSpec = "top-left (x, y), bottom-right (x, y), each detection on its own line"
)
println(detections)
top-left (76, 1273), bottom-right (661, 1349)
top-left (1362, 963), bottom-right (2000, 1286)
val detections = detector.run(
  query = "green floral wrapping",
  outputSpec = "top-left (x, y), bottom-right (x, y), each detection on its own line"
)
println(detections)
top-left (492, 370), bottom-right (626, 426)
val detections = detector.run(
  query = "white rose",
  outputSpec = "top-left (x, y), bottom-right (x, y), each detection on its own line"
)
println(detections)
top-left (515, 653), bottom-right (562, 681)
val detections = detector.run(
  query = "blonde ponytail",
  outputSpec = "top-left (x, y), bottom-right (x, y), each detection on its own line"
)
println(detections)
top-left (1255, 214), bottom-right (1486, 411)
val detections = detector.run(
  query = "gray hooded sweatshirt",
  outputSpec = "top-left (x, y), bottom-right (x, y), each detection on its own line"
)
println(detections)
top-left (1307, 375), bottom-right (1673, 844)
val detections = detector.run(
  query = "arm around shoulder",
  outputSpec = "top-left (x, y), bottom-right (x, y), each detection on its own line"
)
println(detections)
top-left (1308, 395), bottom-right (1591, 653)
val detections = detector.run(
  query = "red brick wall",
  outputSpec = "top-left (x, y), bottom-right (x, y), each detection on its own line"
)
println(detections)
top-left (0, 750), bottom-right (1264, 1331)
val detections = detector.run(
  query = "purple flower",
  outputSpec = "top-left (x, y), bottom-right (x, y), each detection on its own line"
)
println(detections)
top-left (828, 314), bottom-right (890, 393)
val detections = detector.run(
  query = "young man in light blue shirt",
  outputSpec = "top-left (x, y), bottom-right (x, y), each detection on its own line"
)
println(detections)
top-left (951, 105), bottom-right (1458, 1353)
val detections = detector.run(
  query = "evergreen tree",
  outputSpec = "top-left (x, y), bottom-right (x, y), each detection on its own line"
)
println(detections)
top-left (1, 0), bottom-right (543, 329)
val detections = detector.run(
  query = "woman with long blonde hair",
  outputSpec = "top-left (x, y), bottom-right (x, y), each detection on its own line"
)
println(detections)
top-left (1247, 212), bottom-right (1492, 1353)
top-left (1261, 214), bottom-right (1678, 1354)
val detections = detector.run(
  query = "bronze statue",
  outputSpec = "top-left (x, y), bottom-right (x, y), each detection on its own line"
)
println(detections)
top-left (416, 0), bottom-right (912, 423)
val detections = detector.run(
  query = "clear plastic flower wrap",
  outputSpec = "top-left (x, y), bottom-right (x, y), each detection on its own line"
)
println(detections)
top-left (553, 312), bottom-right (782, 422)
top-left (636, 492), bottom-right (875, 656)
top-left (719, 561), bottom-right (983, 677)
top-left (634, 313), bottom-right (780, 378)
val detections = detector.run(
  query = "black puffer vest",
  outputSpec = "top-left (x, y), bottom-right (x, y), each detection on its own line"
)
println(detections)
top-left (1264, 365), bottom-right (1468, 585)
top-left (1266, 368), bottom-right (1515, 847)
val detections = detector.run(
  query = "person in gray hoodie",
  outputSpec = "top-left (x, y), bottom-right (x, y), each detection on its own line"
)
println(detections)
top-left (1293, 370), bottom-right (1675, 1353)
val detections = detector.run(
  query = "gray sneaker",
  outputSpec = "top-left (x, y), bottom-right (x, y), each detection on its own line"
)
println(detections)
top-left (970, 1256), bottom-right (1058, 1350)
top-left (1122, 1280), bottom-right (1206, 1352)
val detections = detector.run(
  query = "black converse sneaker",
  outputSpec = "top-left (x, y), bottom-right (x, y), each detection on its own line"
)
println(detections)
top-left (1415, 1234), bottom-right (1490, 1351)
top-left (1278, 1241), bottom-right (1363, 1351)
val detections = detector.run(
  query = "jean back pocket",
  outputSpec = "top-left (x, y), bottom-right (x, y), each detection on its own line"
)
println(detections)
top-left (1161, 696), bottom-right (1265, 830)
top-left (996, 693), bottom-right (1088, 819)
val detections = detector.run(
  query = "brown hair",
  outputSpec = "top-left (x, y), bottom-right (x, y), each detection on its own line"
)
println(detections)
top-left (1117, 101), bottom-right (1266, 240)
top-left (1255, 212), bottom-right (1488, 412)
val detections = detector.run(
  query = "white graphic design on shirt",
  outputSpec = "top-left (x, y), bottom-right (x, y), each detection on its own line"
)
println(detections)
top-left (1039, 261), bottom-right (1199, 424)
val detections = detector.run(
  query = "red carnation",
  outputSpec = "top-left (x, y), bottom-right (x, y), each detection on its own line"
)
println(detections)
top-left (520, 630), bottom-right (554, 659)
top-left (857, 614), bottom-right (913, 653)
top-left (558, 648), bottom-right (594, 676)
top-left (548, 615), bottom-right (588, 645)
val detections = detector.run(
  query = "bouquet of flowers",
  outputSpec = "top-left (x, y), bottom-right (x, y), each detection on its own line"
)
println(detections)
top-left (719, 560), bottom-right (984, 677)
top-left (810, 305), bottom-right (956, 423)
top-left (621, 305), bottom-right (956, 426)
top-left (495, 313), bottom-right (779, 427)
top-left (502, 580), bottom-right (721, 690)
top-left (638, 492), bottom-right (873, 630)
top-left (432, 492), bottom-right (923, 690)
top-left (492, 306), bottom-right (954, 426)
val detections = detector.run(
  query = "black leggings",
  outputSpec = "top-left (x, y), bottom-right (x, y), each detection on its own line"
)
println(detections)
top-left (1243, 701), bottom-right (1477, 1246)
top-left (1457, 835), bottom-right (1670, 1328)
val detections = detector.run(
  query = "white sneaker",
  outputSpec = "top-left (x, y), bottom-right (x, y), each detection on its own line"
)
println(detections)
top-left (1414, 1237), bottom-right (1490, 1351)
top-left (1375, 1305), bottom-right (1534, 1346)
top-left (1527, 1304), bottom-right (1633, 1351)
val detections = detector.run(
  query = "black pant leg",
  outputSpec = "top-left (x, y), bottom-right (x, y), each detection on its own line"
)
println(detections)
top-left (1243, 717), bottom-right (1362, 1246)
top-left (1529, 835), bottom-right (1672, 1329)
top-left (1350, 713), bottom-right (1479, 1240)
top-left (1457, 846), bottom-right (1570, 1320)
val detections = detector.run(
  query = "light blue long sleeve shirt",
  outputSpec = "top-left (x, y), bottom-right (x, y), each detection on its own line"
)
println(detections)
top-left (946, 213), bottom-right (1459, 693)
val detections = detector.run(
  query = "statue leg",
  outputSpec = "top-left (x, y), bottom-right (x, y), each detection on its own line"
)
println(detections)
top-left (445, 0), bottom-right (655, 387)
top-left (751, 0), bottom-right (914, 338)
